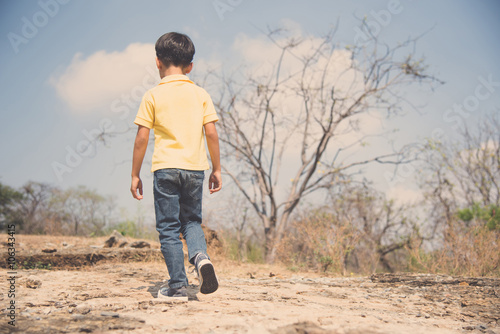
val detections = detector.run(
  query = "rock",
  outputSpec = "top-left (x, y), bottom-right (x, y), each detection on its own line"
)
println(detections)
top-left (130, 241), bottom-right (151, 248)
top-left (79, 326), bottom-right (94, 333)
top-left (75, 305), bottom-right (92, 315)
top-left (101, 311), bottom-right (119, 318)
top-left (104, 237), bottom-right (116, 248)
top-left (26, 276), bottom-right (42, 289)
top-left (71, 314), bottom-right (86, 320)
top-left (104, 230), bottom-right (128, 248)
top-left (42, 248), bottom-right (57, 253)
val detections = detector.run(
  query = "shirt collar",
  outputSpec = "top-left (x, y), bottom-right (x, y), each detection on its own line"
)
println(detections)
top-left (158, 74), bottom-right (193, 85)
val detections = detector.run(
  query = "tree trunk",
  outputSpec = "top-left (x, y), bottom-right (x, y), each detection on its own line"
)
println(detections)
top-left (267, 205), bottom-right (295, 263)
top-left (264, 226), bottom-right (275, 263)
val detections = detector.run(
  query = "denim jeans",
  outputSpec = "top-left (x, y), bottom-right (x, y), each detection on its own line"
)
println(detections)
top-left (153, 168), bottom-right (208, 289)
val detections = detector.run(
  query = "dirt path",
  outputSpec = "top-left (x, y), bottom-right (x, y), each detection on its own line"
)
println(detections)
top-left (1, 260), bottom-right (499, 334)
top-left (1, 234), bottom-right (499, 333)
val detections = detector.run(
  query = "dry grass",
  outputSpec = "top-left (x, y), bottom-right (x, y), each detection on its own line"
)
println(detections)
top-left (275, 213), bottom-right (362, 275)
top-left (407, 223), bottom-right (500, 277)
top-left (273, 214), bottom-right (500, 277)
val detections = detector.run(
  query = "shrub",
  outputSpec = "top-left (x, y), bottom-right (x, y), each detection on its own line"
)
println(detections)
top-left (406, 221), bottom-right (499, 277)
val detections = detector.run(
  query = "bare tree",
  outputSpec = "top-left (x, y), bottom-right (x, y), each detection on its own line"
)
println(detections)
top-left (213, 25), bottom-right (440, 260)
top-left (55, 185), bottom-right (115, 236)
top-left (411, 114), bottom-right (500, 275)
top-left (420, 113), bottom-right (500, 232)
top-left (15, 182), bottom-right (57, 234)
top-left (277, 182), bottom-right (420, 274)
top-left (329, 183), bottom-right (420, 273)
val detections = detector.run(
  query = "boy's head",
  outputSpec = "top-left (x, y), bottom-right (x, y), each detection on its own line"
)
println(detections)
top-left (155, 32), bottom-right (195, 70)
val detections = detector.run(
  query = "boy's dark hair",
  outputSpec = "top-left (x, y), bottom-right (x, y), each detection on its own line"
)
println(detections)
top-left (155, 32), bottom-right (195, 68)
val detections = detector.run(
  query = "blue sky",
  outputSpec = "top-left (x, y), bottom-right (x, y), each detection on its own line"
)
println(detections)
top-left (1, 0), bottom-right (499, 222)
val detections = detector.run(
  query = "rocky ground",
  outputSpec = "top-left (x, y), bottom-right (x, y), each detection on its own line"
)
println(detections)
top-left (0, 234), bottom-right (499, 334)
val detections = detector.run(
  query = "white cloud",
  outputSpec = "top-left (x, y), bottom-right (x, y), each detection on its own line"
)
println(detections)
top-left (50, 43), bottom-right (157, 112)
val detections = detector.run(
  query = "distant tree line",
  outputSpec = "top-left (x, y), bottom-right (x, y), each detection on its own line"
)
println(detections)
top-left (0, 182), bottom-right (122, 236)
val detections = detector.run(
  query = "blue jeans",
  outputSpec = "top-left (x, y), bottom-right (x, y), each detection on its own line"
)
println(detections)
top-left (153, 168), bottom-right (208, 289)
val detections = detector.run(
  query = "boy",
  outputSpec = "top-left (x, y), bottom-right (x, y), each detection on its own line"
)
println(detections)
top-left (130, 32), bottom-right (221, 301)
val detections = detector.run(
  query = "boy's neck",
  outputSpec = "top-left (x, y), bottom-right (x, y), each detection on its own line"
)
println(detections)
top-left (156, 59), bottom-right (193, 79)
top-left (159, 66), bottom-right (189, 79)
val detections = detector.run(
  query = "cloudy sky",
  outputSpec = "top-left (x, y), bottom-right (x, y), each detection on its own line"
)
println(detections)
top-left (1, 0), bottom-right (499, 221)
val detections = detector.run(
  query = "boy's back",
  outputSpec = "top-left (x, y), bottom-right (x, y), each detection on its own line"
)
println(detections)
top-left (134, 74), bottom-right (218, 172)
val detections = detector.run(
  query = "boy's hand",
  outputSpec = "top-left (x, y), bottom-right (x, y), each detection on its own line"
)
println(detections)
top-left (131, 176), bottom-right (144, 200)
top-left (131, 125), bottom-right (149, 200)
top-left (208, 170), bottom-right (222, 194)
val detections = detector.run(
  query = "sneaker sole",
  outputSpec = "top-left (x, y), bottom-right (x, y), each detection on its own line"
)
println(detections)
top-left (157, 290), bottom-right (188, 301)
top-left (198, 259), bottom-right (218, 294)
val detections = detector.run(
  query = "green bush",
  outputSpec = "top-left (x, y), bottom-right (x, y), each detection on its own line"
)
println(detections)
top-left (457, 203), bottom-right (500, 230)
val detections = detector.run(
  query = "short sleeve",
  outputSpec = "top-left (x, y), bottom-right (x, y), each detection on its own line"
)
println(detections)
top-left (134, 91), bottom-right (155, 129)
top-left (202, 92), bottom-right (219, 125)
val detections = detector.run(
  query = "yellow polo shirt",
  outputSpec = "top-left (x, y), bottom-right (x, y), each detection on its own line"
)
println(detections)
top-left (134, 74), bottom-right (218, 172)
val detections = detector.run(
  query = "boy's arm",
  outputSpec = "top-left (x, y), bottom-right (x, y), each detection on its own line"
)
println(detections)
top-left (131, 125), bottom-right (150, 200)
top-left (204, 122), bottom-right (222, 194)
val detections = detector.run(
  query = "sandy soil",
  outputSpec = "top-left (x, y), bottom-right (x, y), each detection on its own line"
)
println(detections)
top-left (0, 234), bottom-right (498, 334)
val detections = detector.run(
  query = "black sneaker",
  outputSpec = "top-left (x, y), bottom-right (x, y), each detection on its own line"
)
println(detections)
top-left (194, 253), bottom-right (218, 294)
top-left (157, 286), bottom-right (188, 301)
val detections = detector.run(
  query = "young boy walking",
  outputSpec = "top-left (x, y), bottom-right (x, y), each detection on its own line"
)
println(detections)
top-left (130, 32), bottom-right (221, 301)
